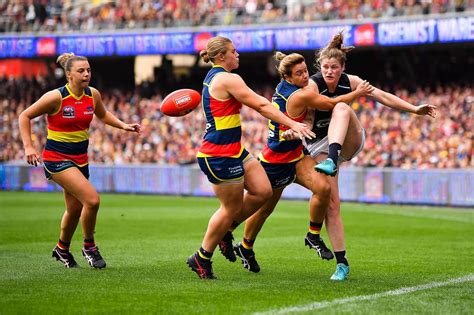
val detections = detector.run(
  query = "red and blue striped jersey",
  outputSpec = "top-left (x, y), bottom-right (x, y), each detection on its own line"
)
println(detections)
top-left (197, 66), bottom-right (244, 158)
top-left (42, 84), bottom-right (94, 166)
top-left (259, 80), bottom-right (306, 164)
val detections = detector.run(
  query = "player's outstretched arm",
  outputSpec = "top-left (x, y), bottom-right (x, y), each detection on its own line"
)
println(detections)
top-left (349, 75), bottom-right (437, 118)
top-left (371, 87), bottom-right (437, 117)
top-left (92, 88), bottom-right (142, 133)
top-left (224, 74), bottom-right (315, 139)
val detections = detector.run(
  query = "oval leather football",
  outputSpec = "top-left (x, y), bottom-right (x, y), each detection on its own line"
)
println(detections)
top-left (160, 89), bottom-right (201, 117)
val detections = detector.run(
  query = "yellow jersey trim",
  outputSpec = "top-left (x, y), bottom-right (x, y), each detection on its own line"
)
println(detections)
top-left (214, 114), bottom-right (241, 130)
top-left (47, 129), bottom-right (89, 142)
top-left (65, 84), bottom-right (85, 100)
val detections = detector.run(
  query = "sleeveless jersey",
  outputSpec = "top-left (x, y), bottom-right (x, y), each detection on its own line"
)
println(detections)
top-left (42, 85), bottom-right (94, 166)
top-left (259, 80), bottom-right (306, 164)
top-left (197, 66), bottom-right (244, 158)
top-left (310, 72), bottom-right (352, 139)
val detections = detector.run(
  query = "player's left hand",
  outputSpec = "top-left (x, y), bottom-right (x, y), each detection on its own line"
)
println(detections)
top-left (289, 122), bottom-right (316, 140)
top-left (415, 104), bottom-right (437, 118)
top-left (282, 129), bottom-right (299, 140)
top-left (124, 123), bottom-right (143, 133)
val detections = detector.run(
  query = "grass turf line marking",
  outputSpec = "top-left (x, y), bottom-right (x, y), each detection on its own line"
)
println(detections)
top-left (254, 274), bottom-right (474, 315)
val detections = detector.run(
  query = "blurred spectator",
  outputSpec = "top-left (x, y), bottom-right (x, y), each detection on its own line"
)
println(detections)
top-left (1, 0), bottom-right (472, 33)
top-left (1, 73), bottom-right (472, 169)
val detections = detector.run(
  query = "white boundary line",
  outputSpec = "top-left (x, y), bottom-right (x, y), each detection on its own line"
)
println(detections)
top-left (253, 274), bottom-right (474, 315)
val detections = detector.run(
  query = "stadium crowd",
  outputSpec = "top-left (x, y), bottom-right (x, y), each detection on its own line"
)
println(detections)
top-left (1, 73), bottom-right (472, 169)
top-left (1, 0), bottom-right (471, 33)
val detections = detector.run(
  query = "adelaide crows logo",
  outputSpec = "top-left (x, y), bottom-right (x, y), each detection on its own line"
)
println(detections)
top-left (63, 106), bottom-right (75, 118)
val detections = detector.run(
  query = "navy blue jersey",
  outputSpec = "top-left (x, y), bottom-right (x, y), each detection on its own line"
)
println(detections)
top-left (259, 79), bottom-right (306, 164)
top-left (309, 72), bottom-right (352, 139)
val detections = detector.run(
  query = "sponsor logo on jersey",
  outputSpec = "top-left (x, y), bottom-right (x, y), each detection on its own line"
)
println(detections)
top-left (274, 176), bottom-right (292, 187)
top-left (55, 161), bottom-right (70, 168)
top-left (84, 106), bottom-right (94, 115)
top-left (228, 165), bottom-right (243, 174)
top-left (174, 95), bottom-right (191, 108)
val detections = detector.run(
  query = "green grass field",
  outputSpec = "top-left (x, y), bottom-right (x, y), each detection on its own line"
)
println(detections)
top-left (1, 191), bottom-right (473, 314)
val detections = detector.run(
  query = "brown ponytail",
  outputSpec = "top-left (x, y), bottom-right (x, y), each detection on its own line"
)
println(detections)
top-left (315, 31), bottom-right (354, 69)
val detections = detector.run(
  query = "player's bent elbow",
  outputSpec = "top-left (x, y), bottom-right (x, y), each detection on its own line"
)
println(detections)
top-left (18, 112), bottom-right (29, 122)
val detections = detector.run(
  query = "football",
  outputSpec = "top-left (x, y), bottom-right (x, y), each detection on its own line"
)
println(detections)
top-left (160, 89), bottom-right (201, 117)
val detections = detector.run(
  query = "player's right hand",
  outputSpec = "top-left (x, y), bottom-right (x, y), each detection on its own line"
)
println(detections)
top-left (25, 147), bottom-right (40, 167)
top-left (356, 80), bottom-right (375, 96)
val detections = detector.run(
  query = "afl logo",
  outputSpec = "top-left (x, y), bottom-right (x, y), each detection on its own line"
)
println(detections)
top-left (63, 106), bottom-right (75, 118)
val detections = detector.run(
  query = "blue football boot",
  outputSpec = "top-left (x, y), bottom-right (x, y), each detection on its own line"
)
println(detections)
top-left (314, 158), bottom-right (337, 176)
top-left (330, 263), bottom-right (350, 281)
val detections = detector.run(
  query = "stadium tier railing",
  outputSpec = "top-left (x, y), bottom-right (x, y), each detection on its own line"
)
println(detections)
top-left (1, 163), bottom-right (472, 207)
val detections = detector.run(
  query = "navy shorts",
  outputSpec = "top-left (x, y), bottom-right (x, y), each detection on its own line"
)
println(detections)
top-left (260, 160), bottom-right (297, 189)
top-left (197, 149), bottom-right (251, 184)
top-left (43, 161), bottom-right (89, 180)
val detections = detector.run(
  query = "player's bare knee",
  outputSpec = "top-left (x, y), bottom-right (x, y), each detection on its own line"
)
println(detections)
top-left (260, 186), bottom-right (273, 201)
top-left (85, 195), bottom-right (100, 211)
top-left (322, 180), bottom-right (331, 197)
top-left (333, 102), bottom-right (350, 117)
top-left (311, 177), bottom-right (331, 197)
top-left (252, 184), bottom-right (273, 202)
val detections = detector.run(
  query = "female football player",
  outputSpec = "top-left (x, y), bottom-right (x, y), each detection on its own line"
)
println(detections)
top-left (305, 32), bottom-right (436, 280)
top-left (233, 51), bottom-right (373, 274)
top-left (19, 53), bottom-right (142, 269)
top-left (186, 36), bottom-right (315, 279)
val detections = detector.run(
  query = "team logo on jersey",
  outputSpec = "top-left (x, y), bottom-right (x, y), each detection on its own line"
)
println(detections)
top-left (62, 106), bottom-right (75, 118)
top-left (84, 106), bottom-right (94, 115)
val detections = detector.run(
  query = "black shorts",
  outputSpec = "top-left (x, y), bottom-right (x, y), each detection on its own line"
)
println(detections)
top-left (43, 161), bottom-right (89, 180)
